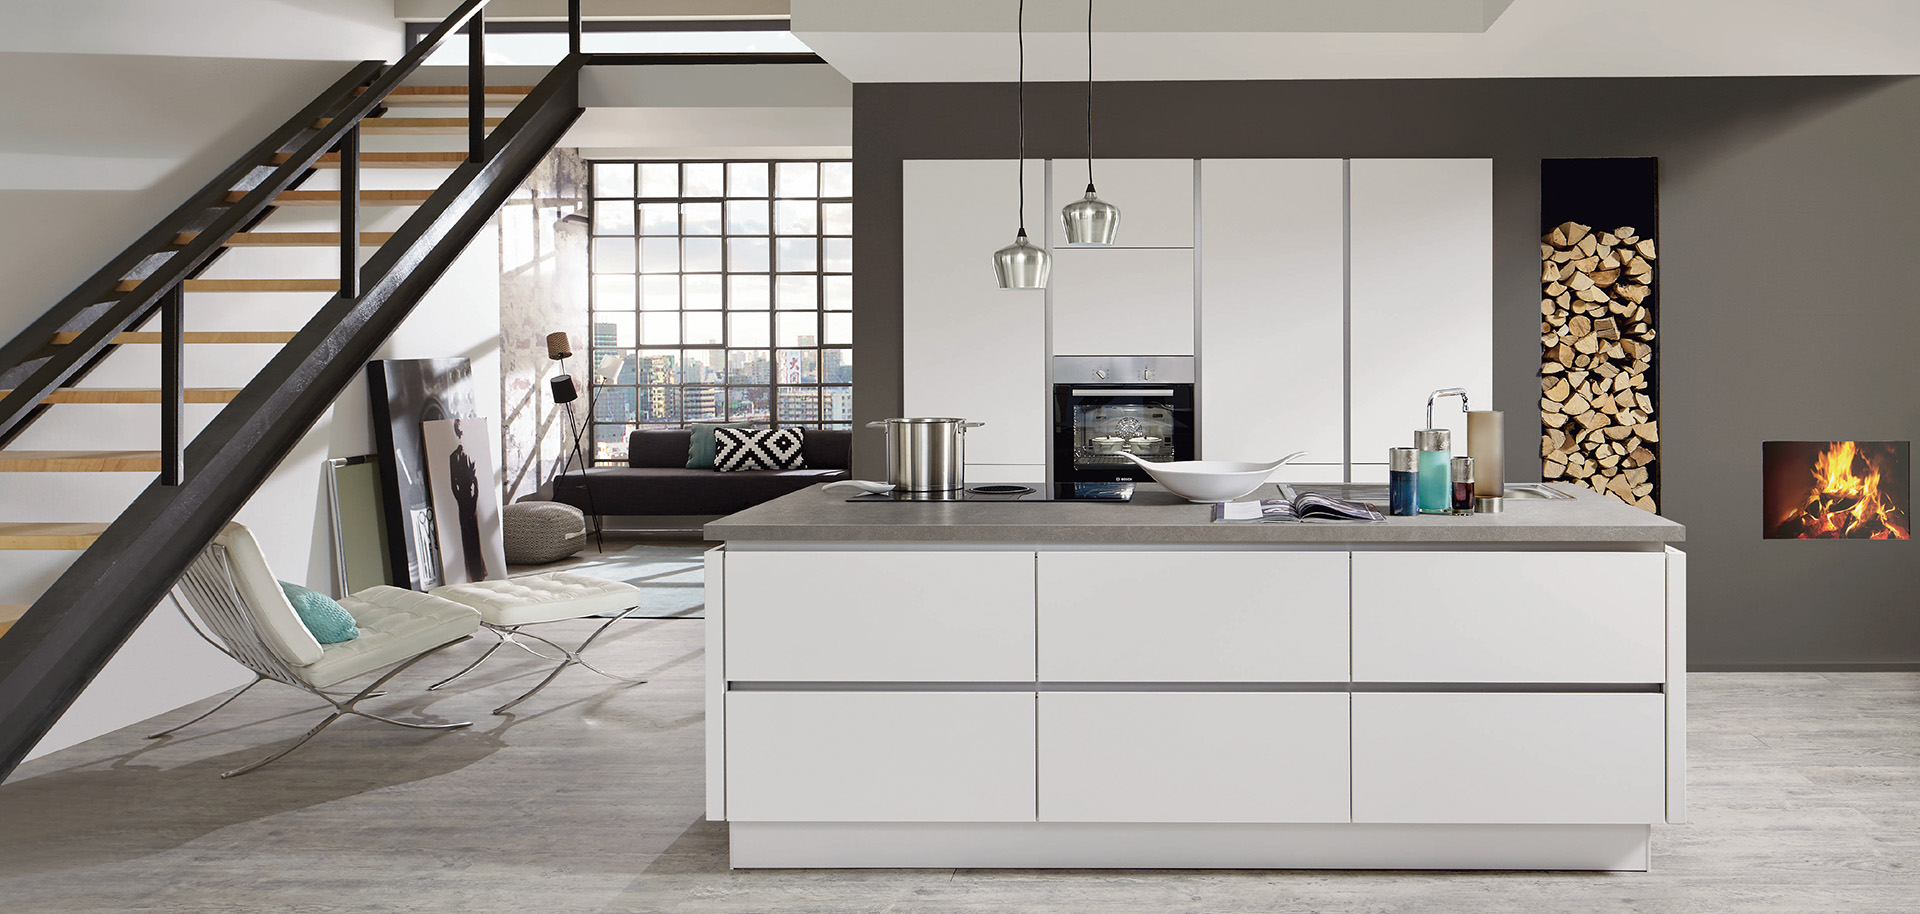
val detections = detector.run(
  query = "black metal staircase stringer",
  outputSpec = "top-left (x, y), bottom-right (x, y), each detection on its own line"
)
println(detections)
top-left (0, 55), bottom-right (584, 784)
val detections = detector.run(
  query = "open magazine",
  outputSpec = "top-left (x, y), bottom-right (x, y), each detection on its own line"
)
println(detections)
top-left (1211, 491), bottom-right (1385, 523)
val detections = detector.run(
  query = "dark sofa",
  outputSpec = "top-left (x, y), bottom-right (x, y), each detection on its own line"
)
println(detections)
top-left (551, 428), bottom-right (850, 518)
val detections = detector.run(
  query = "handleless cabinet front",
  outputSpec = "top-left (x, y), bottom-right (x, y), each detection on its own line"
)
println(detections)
top-left (1351, 551), bottom-right (1666, 683)
top-left (724, 550), bottom-right (1035, 682)
top-left (1037, 551), bottom-right (1349, 682)
top-left (728, 691), bottom-right (1037, 822)
top-left (1050, 248), bottom-right (1196, 356)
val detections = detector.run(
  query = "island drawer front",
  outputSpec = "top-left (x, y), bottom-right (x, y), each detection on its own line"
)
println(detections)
top-left (1351, 552), bottom-right (1666, 683)
top-left (1352, 692), bottom-right (1667, 825)
top-left (1039, 692), bottom-right (1351, 823)
top-left (1036, 551), bottom-right (1350, 682)
top-left (726, 691), bottom-right (1036, 822)
top-left (725, 551), bottom-right (1036, 682)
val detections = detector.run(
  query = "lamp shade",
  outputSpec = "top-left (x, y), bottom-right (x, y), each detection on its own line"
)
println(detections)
top-left (992, 231), bottom-right (1050, 290)
top-left (1061, 186), bottom-right (1120, 246)
top-left (549, 374), bottom-right (578, 404)
top-left (545, 332), bottom-right (572, 361)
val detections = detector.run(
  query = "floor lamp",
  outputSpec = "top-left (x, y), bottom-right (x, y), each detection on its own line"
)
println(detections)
top-left (547, 331), bottom-right (604, 552)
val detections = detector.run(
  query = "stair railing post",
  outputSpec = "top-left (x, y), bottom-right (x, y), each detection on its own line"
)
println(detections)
top-left (469, 8), bottom-right (486, 162)
top-left (160, 283), bottom-right (184, 486)
top-left (569, 0), bottom-right (582, 56)
top-left (339, 124), bottom-right (361, 298)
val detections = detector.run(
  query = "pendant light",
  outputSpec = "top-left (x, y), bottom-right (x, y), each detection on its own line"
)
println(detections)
top-left (1060, 0), bottom-right (1119, 246)
top-left (993, 0), bottom-right (1050, 289)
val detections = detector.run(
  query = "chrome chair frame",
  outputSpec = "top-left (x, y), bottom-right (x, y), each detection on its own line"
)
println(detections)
top-left (163, 543), bottom-right (472, 777)
top-left (428, 606), bottom-right (644, 714)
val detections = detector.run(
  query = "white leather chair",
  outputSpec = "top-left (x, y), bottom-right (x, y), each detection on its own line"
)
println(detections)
top-left (162, 522), bottom-right (483, 777)
top-left (428, 571), bottom-right (645, 714)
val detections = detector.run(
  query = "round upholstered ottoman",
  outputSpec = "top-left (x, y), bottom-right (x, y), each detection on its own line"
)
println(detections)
top-left (502, 501), bottom-right (587, 565)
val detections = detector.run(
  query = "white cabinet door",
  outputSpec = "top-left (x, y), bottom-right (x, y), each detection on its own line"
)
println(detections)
top-left (1348, 159), bottom-right (1491, 475)
top-left (1039, 691), bottom-right (1350, 823)
top-left (725, 550), bottom-right (1036, 682)
top-left (1352, 692), bottom-right (1667, 824)
top-left (727, 691), bottom-right (1037, 822)
top-left (1050, 158), bottom-right (1194, 248)
top-left (903, 160), bottom-right (1047, 466)
top-left (1051, 247), bottom-right (1195, 355)
top-left (1198, 159), bottom-right (1345, 465)
top-left (1351, 552), bottom-right (1666, 683)
top-left (1037, 551), bottom-right (1348, 682)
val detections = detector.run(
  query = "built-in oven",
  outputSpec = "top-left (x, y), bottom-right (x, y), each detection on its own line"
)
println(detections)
top-left (1052, 356), bottom-right (1196, 483)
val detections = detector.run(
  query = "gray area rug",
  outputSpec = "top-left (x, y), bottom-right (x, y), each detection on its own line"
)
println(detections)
top-left (507, 539), bottom-right (708, 618)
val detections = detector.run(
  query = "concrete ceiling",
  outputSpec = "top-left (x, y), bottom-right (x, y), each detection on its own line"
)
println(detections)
top-left (792, 0), bottom-right (1920, 82)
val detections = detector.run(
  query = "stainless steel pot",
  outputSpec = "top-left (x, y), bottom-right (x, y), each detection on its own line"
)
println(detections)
top-left (866, 417), bottom-right (985, 492)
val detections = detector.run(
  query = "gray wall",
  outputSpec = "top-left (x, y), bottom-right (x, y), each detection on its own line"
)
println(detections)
top-left (852, 76), bottom-right (1920, 670)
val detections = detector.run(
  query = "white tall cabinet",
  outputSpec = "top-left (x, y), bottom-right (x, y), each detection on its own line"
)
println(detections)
top-left (1050, 158), bottom-right (1196, 357)
top-left (901, 160), bottom-right (1048, 479)
top-left (1348, 159), bottom-right (1493, 481)
top-left (1197, 159), bottom-right (1346, 478)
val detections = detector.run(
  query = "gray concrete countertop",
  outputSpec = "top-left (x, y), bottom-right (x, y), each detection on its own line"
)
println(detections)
top-left (704, 481), bottom-right (1686, 545)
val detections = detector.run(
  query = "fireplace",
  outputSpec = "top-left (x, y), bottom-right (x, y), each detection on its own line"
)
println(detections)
top-left (1763, 441), bottom-right (1910, 539)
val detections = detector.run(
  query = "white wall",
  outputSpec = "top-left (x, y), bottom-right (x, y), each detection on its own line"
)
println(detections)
top-left (0, 1), bottom-right (401, 60)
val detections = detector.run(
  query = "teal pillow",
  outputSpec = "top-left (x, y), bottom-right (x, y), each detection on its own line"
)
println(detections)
top-left (279, 581), bottom-right (359, 644)
top-left (686, 421), bottom-right (752, 469)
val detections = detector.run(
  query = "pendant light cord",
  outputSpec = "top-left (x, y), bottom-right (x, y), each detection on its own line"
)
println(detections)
top-left (1085, 0), bottom-right (1095, 190)
top-left (1017, 0), bottom-right (1028, 236)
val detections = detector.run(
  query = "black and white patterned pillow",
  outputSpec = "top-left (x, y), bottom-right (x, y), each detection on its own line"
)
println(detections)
top-left (713, 427), bottom-right (807, 471)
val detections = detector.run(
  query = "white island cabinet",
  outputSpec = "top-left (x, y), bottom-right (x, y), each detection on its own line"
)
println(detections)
top-left (704, 483), bottom-right (1687, 871)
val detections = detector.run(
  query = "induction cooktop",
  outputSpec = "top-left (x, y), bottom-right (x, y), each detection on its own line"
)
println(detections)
top-left (847, 482), bottom-right (1134, 503)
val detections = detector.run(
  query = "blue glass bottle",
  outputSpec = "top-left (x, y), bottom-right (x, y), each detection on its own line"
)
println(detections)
top-left (1388, 447), bottom-right (1419, 516)
top-left (1415, 429), bottom-right (1452, 514)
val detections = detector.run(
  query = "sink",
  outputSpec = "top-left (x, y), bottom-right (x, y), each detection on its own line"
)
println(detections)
top-left (1280, 482), bottom-right (1573, 502)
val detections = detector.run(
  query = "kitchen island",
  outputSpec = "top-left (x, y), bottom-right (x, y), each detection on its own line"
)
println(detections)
top-left (702, 482), bottom-right (1686, 870)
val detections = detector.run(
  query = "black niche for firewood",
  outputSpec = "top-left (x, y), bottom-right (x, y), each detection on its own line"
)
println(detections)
top-left (1539, 157), bottom-right (1661, 512)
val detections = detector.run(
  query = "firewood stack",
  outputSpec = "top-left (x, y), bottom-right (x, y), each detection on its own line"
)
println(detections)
top-left (1540, 221), bottom-right (1658, 513)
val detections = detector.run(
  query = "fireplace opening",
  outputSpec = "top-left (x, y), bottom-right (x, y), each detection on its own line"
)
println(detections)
top-left (1763, 441), bottom-right (1910, 539)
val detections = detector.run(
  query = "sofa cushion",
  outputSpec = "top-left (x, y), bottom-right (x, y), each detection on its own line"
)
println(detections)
top-left (629, 429), bottom-right (696, 468)
top-left (552, 465), bottom-right (847, 516)
top-left (685, 421), bottom-right (753, 469)
top-left (715, 427), bottom-right (807, 471)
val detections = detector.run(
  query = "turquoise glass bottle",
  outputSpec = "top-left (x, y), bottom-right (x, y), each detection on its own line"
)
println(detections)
top-left (1415, 429), bottom-right (1452, 514)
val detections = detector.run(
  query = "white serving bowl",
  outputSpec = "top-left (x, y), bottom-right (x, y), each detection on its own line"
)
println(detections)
top-left (1118, 451), bottom-right (1308, 504)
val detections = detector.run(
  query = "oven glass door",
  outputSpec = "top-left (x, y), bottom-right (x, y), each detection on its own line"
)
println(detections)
top-left (1053, 384), bottom-right (1195, 483)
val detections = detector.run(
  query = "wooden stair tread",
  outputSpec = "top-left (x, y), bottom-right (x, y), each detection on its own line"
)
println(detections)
top-left (0, 523), bottom-right (109, 550)
top-left (0, 388), bottom-right (241, 404)
top-left (368, 85), bottom-right (534, 104)
top-left (115, 279), bottom-right (335, 292)
top-left (0, 450), bottom-right (162, 472)
top-left (279, 151), bottom-right (467, 169)
top-left (228, 190), bottom-right (433, 206)
top-left (174, 231), bottom-right (396, 247)
top-left (0, 604), bottom-right (25, 638)
top-left (52, 331), bottom-right (297, 345)
top-left (316, 116), bottom-right (504, 135)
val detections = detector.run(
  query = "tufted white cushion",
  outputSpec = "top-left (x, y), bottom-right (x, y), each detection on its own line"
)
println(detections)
top-left (430, 571), bottom-right (642, 627)
top-left (213, 523), bottom-right (324, 668)
top-left (300, 586), bottom-right (481, 688)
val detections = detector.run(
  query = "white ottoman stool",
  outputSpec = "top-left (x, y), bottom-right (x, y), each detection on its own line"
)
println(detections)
top-left (427, 571), bottom-right (645, 713)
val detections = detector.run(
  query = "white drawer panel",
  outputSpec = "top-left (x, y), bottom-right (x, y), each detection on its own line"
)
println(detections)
top-left (1352, 552), bottom-right (1665, 683)
top-left (1352, 692), bottom-right (1667, 825)
top-left (1038, 551), bottom-right (1348, 682)
top-left (1040, 691), bottom-right (1350, 823)
top-left (725, 550), bottom-right (1035, 682)
top-left (727, 691), bottom-right (1036, 822)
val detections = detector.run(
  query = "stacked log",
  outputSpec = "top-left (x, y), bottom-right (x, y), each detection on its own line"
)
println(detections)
top-left (1540, 221), bottom-right (1658, 512)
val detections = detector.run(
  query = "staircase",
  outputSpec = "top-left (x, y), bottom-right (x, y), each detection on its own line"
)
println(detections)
top-left (0, 0), bottom-right (583, 781)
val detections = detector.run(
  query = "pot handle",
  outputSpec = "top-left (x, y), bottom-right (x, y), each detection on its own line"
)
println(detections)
top-left (962, 421), bottom-right (986, 428)
top-left (864, 420), bottom-right (889, 429)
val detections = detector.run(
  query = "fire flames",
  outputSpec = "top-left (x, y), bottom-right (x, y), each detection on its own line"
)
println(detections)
top-left (1777, 441), bottom-right (1910, 539)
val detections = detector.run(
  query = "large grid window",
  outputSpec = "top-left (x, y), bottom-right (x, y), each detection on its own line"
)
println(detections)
top-left (587, 160), bottom-right (852, 462)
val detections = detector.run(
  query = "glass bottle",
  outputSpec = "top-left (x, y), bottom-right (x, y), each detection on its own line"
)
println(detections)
top-left (1388, 447), bottom-right (1419, 516)
top-left (1452, 456), bottom-right (1476, 515)
top-left (1415, 429), bottom-right (1452, 514)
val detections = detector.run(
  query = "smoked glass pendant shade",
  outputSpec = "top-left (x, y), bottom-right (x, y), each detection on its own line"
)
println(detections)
top-left (1061, 185), bottom-right (1120, 246)
top-left (992, 231), bottom-right (1050, 289)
